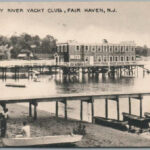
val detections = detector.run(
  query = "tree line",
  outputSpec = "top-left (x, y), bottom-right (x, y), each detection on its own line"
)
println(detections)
top-left (135, 45), bottom-right (150, 57)
top-left (0, 33), bottom-right (150, 59)
top-left (0, 33), bottom-right (57, 58)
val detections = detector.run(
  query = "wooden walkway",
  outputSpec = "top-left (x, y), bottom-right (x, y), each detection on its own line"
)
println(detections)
top-left (0, 91), bottom-right (150, 121)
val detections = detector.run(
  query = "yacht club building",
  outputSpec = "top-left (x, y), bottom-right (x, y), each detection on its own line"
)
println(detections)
top-left (55, 40), bottom-right (136, 65)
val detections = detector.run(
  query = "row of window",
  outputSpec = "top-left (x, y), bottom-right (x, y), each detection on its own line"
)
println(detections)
top-left (76, 45), bottom-right (135, 52)
top-left (57, 45), bottom-right (135, 53)
top-left (93, 56), bottom-right (135, 62)
top-left (69, 55), bottom-right (135, 62)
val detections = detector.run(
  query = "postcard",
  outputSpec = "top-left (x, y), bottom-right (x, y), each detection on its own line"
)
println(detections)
top-left (0, 1), bottom-right (150, 148)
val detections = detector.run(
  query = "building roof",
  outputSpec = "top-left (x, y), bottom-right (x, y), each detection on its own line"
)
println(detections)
top-left (57, 39), bottom-right (136, 46)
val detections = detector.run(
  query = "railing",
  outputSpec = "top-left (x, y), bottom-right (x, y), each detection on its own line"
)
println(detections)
top-left (0, 59), bottom-right (139, 68)
top-left (0, 59), bottom-right (56, 67)
top-left (58, 61), bottom-right (137, 67)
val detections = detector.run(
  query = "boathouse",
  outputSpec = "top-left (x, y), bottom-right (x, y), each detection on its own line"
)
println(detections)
top-left (55, 40), bottom-right (136, 65)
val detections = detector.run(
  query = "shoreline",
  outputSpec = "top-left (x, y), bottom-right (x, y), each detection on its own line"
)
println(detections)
top-left (2, 103), bottom-right (150, 147)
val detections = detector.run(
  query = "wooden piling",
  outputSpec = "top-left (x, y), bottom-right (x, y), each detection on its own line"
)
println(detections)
top-left (14, 67), bottom-right (17, 79)
top-left (4, 68), bottom-right (6, 79)
top-left (64, 99), bottom-right (67, 120)
top-left (91, 97), bottom-right (94, 123)
top-left (105, 98), bottom-right (108, 119)
top-left (18, 67), bottom-right (20, 79)
top-left (129, 97), bottom-right (131, 114)
top-left (116, 97), bottom-right (120, 121)
top-left (140, 96), bottom-right (143, 117)
top-left (80, 100), bottom-right (83, 121)
top-left (34, 103), bottom-right (37, 120)
top-left (56, 101), bottom-right (58, 118)
top-left (29, 102), bottom-right (32, 117)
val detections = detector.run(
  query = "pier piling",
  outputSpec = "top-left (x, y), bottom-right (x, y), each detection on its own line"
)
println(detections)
top-left (33, 102), bottom-right (38, 120)
top-left (29, 102), bottom-right (32, 117)
top-left (129, 97), bottom-right (131, 114)
top-left (64, 99), bottom-right (67, 120)
top-left (105, 98), bottom-right (108, 119)
top-left (56, 101), bottom-right (58, 118)
top-left (80, 100), bottom-right (83, 121)
top-left (91, 97), bottom-right (94, 123)
top-left (116, 97), bottom-right (120, 121)
top-left (140, 96), bottom-right (143, 117)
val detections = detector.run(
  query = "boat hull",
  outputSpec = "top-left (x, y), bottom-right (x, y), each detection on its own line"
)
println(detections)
top-left (2, 135), bottom-right (82, 147)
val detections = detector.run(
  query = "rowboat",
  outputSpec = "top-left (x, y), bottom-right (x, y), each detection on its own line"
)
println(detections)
top-left (2, 134), bottom-right (82, 147)
top-left (122, 112), bottom-right (150, 129)
top-left (5, 83), bottom-right (26, 88)
top-left (94, 116), bottom-right (128, 131)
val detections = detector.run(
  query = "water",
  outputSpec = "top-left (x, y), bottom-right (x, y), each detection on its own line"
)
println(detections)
top-left (1, 61), bottom-right (150, 122)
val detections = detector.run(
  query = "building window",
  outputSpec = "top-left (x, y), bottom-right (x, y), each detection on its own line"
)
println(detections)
top-left (92, 47), bottom-right (95, 52)
top-left (64, 46), bottom-right (68, 52)
top-left (132, 56), bottom-right (134, 61)
top-left (76, 46), bottom-right (80, 51)
top-left (126, 56), bottom-right (129, 61)
top-left (121, 56), bottom-right (124, 61)
top-left (63, 45), bottom-right (66, 52)
top-left (86, 46), bottom-right (88, 51)
top-left (126, 46), bottom-right (128, 52)
top-left (110, 46), bottom-right (112, 52)
top-left (81, 45), bottom-right (84, 50)
top-left (115, 47), bottom-right (118, 52)
top-left (98, 47), bottom-right (101, 52)
top-left (110, 56), bottom-right (113, 62)
top-left (115, 56), bottom-right (118, 61)
top-left (61, 46), bottom-right (63, 52)
top-left (121, 46), bottom-right (124, 52)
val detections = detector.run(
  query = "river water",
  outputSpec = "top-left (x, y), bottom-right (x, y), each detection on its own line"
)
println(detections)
top-left (1, 61), bottom-right (150, 122)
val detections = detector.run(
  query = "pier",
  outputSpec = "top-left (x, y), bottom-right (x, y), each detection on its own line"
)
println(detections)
top-left (0, 91), bottom-right (149, 122)
top-left (0, 60), bottom-right (144, 80)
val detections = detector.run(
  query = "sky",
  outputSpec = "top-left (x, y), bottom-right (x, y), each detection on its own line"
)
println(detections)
top-left (0, 2), bottom-right (150, 46)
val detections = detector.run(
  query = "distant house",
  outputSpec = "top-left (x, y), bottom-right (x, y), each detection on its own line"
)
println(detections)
top-left (17, 49), bottom-right (34, 59)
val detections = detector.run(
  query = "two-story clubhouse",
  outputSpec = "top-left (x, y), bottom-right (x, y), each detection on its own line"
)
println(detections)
top-left (55, 40), bottom-right (136, 66)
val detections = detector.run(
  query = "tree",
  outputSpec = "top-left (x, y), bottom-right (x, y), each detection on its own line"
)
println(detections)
top-left (40, 35), bottom-right (57, 54)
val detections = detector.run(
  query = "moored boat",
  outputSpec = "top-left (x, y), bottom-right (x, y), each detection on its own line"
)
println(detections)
top-left (122, 112), bottom-right (150, 129)
top-left (5, 83), bottom-right (26, 88)
top-left (2, 134), bottom-right (82, 147)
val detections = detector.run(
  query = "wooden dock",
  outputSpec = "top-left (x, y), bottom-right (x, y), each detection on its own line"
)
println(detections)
top-left (0, 91), bottom-right (150, 122)
top-left (0, 60), bottom-right (144, 80)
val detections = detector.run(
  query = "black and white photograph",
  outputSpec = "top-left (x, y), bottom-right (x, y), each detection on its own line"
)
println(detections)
top-left (0, 1), bottom-right (150, 147)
